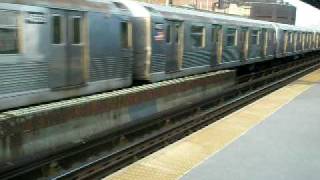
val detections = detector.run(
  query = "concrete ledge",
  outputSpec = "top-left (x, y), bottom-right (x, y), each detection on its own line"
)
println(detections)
top-left (0, 70), bottom-right (235, 171)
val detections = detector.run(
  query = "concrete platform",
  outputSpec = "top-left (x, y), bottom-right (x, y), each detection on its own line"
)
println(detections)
top-left (105, 69), bottom-right (320, 180)
top-left (182, 76), bottom-right (320, 180)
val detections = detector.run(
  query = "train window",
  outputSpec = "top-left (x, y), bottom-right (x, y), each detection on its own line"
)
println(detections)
top-left (191, 26), bottom-right (205, 48)
top-left (175, 23), bottom-right (181, 44)
top-left (251, 30), bottom-right (259, 45)
top-left (287, 32), bottom-right (291, 44)
top-left (154, 23), bottom-right (164, 42)
top-left (0, 11), bottom-right (17, 26)
top-left (121, 22), bottom-right (132, 48)
top-left (226, 28), bottom-right (237, 47)
top-left (52, 15), bottom-right (62, 44)
top-left (166, 25), bottom-right (171, 43)
top-left (0, 11), bottom-right (19, 54)
top-left (0, 28), bottom-right (19, 54)
top-left (72, 17), bottom-right (81, 44)
top-left (268, 31), bottom-right (274, 42)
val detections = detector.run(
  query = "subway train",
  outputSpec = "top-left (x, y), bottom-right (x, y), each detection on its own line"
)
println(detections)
top-left (0, 0), bottom-right (319, 111)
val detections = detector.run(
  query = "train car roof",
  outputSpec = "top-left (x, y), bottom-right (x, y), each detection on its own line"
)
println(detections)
top-left (111, 0), bottom-right (150, 17)
top-left (275, 23), bottom-right (314, 32)
top-left (0, 0), bottom-right (111, 12)
top-left (132, 1), bottom-right (274, 28)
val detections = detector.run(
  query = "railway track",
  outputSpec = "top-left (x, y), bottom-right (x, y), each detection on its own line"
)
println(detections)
top-left (2, 53), bottom-right (320, 180)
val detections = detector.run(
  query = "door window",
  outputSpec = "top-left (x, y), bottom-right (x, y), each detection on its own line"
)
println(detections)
top-left (175, 23), bottom-right (181, 44)
top-left (166, 24), bottom-right (172, 43)
top-left (52, 15), bottom-right (63, 44)
top-left (72, 17), bottom-right (81, 44)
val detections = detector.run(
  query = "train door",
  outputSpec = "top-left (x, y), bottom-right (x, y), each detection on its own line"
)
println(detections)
top-left (239, 27), bottom-right (249, 61)
top-left (212, 25), bottom-right (223, 64)
top-left (49, 10), bottom-right (85, 89)
top-left (302, 33), bottom-right (305, 50)
top-left (165, 20), bottom-right (183, 73)
top-left (283, 30), bottom-right (288, 53)
top-left (261, 28), bottom-right (268, 57)
top-left (293, 32), bottom-right (298, 52)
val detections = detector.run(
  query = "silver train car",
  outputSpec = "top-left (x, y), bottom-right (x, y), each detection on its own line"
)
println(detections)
top-left (0, 0), bottom-right (320, 110)
top-left (0, 0), bottom-right (134, 110)
top-left (126, 1), bottom-right (276, 82)
top-left (119, 0), bottom-right (320, 82)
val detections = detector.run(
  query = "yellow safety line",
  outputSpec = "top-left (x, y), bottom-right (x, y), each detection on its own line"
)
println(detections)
top-left (105, 69), bottom-right (320, 180)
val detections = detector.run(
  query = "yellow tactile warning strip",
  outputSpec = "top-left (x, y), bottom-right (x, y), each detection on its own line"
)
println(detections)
top-left (105, 69), bottom-right (320, 180)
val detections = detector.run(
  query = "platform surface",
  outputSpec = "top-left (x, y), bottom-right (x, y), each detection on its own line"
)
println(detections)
top-left (182, 75), bottom-right (320, 180)
top-left (105, 69), bottom-right (320, 180)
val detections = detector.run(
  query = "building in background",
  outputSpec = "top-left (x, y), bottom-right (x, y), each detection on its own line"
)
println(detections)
top-left (137, 0), bottom-right (296, 25)
top-left (138, 0), bottom-right (217, 10)
top-left (213, 0), bottom-right (296, 24)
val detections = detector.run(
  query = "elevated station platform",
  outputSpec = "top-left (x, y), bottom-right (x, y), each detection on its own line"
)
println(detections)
top-left (105, 68), bottom-right (320, 180)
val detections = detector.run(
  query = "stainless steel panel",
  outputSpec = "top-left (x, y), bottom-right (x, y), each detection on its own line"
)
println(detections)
top-left (132, 17), bottom-right (151, 80)
top-left (0, 61), bottom-right (48, 95)
top-left (182, 50), bottom-right (211, 69)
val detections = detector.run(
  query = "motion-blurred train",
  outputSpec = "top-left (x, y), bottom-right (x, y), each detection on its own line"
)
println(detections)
top-left (0, 0), bottom-right (319, 110)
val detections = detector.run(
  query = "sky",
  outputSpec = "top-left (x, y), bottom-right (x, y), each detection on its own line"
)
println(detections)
top-left (284, 0), bottom-right (320, 28)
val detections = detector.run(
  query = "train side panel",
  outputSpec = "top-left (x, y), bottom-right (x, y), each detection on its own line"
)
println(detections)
top-left (0, 2), bottom-right (133, 110)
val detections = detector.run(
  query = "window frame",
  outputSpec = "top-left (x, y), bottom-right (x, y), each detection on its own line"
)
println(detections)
top-left (211, 24), bottom-right (222, 44)
top-left (268, 30), bottom-right (273, 42)
top-left (288, 32), bottom-right (293, 44)
top-left (52, 14), bottom-right (64, 45)
top-left (166, 24), bottom-right (172, 44)
top-left (250, 29), bottom-right (260, 45)
top-left (174, 23), bottom-right (181, 44)
top-left (71, 16), bottom-right (82, 45)
top-left (226, 28), bottom-right (237, 47)
top-left (120, 21), bottom-right (132, 49)
top-left (0, 10), bottom-right (20, 55)
top-left (191, 25), bottom-right (206, 48)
